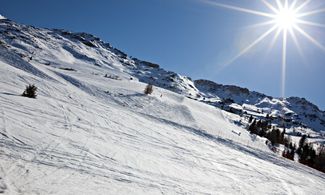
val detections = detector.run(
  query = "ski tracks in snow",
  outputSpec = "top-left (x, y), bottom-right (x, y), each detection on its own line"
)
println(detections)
top-left (0, 106), bottom-right (8, 139)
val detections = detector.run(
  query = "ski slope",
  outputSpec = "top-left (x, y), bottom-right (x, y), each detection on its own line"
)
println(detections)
top-left (0, 18), bottom-right (324, 194)
top-left (1, 60), bottom-right (325, 194)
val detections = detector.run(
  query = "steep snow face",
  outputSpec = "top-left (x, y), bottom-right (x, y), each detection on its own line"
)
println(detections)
top-left (0, 15), bottom-right (5, 20)
top-left (0, 19), bottom-right (325, 194)
top-left (0, 19), bottom-right (199, 98)
top-left (130, 59), bottom-right (199, 97)
top-left (195, 79), bottom-right (267, 104)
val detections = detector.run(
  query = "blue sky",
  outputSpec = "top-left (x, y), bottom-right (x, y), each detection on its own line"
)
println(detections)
top-left (1, 0), bottom-right (325, 109)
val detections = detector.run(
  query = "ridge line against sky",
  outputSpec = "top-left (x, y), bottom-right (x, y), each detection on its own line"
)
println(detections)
top-left (0, 0), bottom-right (325, 109)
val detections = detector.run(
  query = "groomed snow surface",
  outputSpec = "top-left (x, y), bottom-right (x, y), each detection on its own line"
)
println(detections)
top-left (0, 59), bottom-right (325, 195)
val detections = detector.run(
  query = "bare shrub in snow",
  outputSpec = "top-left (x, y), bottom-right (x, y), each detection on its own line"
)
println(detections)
top-left (144, 84), bottom-right (153, 95)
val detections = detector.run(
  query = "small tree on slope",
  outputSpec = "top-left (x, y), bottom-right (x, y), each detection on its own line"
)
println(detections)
top-left (22, 84), bottom-right (37, 98)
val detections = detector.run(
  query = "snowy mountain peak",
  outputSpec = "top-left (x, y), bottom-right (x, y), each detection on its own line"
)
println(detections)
top-left (195, 79), bottom-right (268, 101)
top-left (194, 78), bottom-right (325, 134)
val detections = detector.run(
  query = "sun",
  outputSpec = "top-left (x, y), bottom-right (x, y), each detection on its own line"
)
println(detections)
top-left (273, 6), bottom-right (298, 30)
top-left (203, 0), bottom-right (325, 98)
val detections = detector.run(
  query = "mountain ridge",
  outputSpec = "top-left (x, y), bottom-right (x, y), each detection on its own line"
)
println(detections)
top-left (2, 17), bottom-right (323, 110)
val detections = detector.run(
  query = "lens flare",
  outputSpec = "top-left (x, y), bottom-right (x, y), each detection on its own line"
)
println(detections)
top-left (203, 0), bottom-right (325, 98)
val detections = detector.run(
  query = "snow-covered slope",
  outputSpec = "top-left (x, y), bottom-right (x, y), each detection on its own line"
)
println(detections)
top-left (0, 19), bottom-right (325, 194)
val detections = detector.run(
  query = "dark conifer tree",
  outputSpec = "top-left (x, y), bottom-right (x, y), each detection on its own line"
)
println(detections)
top-left (22, 84), bottom-right (37, 98)
top-left (248, 115), bottom-right (253, 123)
top-left (297, 135), bottom-right (307, 155)
top-left (248, 119), bottom-right (257, 134)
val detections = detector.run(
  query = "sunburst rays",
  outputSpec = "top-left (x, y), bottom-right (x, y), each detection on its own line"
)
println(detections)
top-left (202, 0), bottom-right (325, 98)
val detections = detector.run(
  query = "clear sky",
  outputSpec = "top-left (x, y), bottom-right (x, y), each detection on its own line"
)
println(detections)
top-left (1, 0), bottom-right (325, 109)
